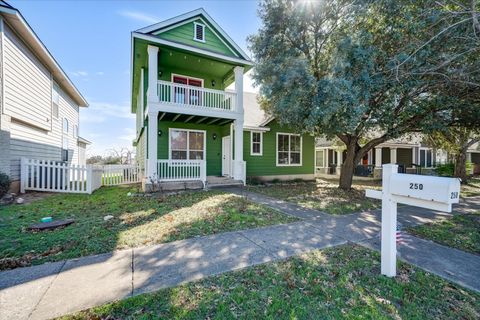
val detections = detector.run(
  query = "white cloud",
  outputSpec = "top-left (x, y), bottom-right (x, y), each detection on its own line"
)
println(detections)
top-left (71, 71), bottom-right (88, 77)
top-left (85, 101), bottom-right (135, 120)
top-left (96, 71), bottom-right (105, 76)
top-left (118, 10), bottom-right (159, 24)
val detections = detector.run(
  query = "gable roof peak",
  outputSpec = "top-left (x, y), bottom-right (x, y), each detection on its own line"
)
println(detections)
top-left (135, 8), bottom-right (251, 62)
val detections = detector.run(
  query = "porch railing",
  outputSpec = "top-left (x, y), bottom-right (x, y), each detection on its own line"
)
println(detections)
top-left (156, 160), bottom-right (206, 185)
top-left (156, 80), bottom-right (236, 111)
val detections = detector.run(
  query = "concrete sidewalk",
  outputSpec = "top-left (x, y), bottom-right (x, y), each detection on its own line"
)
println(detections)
top-left (360, 233), bottom-right (480, 293)
top-left (1, 193), bottom-right (479, 320)
top-left (0, 221), bottom-right (348, 320)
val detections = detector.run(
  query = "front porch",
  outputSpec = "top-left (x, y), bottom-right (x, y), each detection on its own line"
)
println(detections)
top-left (315, 144), bottom-right (438, 179)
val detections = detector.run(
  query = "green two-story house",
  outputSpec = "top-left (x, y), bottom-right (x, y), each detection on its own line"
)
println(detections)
top-left (131, 8), bottom-right (315, 189)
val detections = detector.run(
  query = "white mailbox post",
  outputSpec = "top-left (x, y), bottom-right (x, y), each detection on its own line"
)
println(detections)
top-left (366, 164), bottom-right (460, 277)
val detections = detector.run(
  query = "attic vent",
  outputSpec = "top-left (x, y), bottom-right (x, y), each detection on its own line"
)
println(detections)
top-left (193, 22), bottom-right (205, 42)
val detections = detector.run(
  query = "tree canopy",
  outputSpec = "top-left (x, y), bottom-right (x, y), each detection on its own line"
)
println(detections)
top-left (249, 0), bottom-right (480, 189)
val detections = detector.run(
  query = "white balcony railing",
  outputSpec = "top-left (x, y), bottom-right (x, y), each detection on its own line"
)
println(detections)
top-left (156, 160), bottom-right (206, 185)
top-left (156, 80), bottom-right (236, 112)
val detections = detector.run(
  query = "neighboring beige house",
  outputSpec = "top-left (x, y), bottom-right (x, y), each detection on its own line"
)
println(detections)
top-left (0, 1), bottom-right (89, 191)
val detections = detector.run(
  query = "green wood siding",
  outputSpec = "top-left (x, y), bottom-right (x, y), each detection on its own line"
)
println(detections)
top-left (156, 19), bottom-right (239, 58)
top-left (157, 120), bottom-right (230, 176)
top-left (243, 121), bottom-right (315, 177)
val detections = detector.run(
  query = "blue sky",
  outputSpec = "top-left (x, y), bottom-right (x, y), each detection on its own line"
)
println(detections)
top-left (10, 0), bottom-right (260, 156)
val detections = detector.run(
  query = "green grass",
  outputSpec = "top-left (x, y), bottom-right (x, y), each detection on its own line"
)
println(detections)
top-left (406, 212), bottom-right (480, 255)
top-left (248, 179), bottom-right (381, 215)
top-left (60, 244), bottom-right (480, 320)
top-left (462, 177), bottom-right (480, 197)
top-left (0, 185), bottom-right (297, 270)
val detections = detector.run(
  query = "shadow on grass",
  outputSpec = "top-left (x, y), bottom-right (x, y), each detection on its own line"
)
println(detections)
top-left (63, 244), bottom-right (480, 320)
top-left (0, 185), bottom-right (294, 270)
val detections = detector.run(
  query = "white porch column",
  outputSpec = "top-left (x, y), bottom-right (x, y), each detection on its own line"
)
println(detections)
top-left (147, 111), bottom-right (158, 179)
top-left (233, 119), bottom-right (244, 181)
top-left (234, 66), bottom-right (244, 114)
top-left (147, 45), bottom-right (159, 102)
top-left (336, 150), bottom-right (343, 165)
top-left (375, 147), bottom-right (382, 167)
top-left (390, 148), bottom-right (397, 164)
top-left (232, 66), bottom-right (245, 181)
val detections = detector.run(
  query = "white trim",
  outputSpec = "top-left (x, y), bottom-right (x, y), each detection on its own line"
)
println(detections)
top-left (168, 128), bottom-right (206, 161)
top-left (0, 16), bottom-right (4, 115)
top-left (152, 17), bottom-right (240, 58)
top-left (171, 73), bottom-right (204, 87)
top-left (132, 32), bottom-right (253, 66)
top-left (136, 8), bottom-right (251, 61)
top-left (193, 21), bottom-right (206, 43)
top-left (276, 132), bottom-right (302, 167)
top-left (250, 131), bottom-right (263, 156)
top-left (0, 6), bottom-right (87, 107)
top-left (243, 126), bottom-right (270, 132)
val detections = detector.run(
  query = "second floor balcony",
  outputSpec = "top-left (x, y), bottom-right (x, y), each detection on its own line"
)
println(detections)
top-left (154, 80), bottom-right (237, 112)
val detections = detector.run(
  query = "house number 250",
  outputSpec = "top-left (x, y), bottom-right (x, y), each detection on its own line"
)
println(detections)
top-left (409, 183), bottom-right (423, 190)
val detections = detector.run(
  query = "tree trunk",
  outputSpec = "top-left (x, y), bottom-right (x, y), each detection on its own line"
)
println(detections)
top-left (454, 149), bottom-right (468, 183)
top-left (339, 141), bottom-right (359, 190)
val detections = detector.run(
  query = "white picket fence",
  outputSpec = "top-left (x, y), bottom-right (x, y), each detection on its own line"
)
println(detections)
top-left (20, 158), bottom-right (143, 194)
top-left (102, 165), bottom-right (143, 186)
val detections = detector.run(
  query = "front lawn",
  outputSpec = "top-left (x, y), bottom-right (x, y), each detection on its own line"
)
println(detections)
top-left (248, 179), bottom-right (381, 215)
top-left (406, 212), bottom-right (480, 255)
top-left (462, 177), bottom-right (480, 197)
top-left (61, 244), bottom-right (480, 320)
top-left (0, 185), bottom-right (297, 270)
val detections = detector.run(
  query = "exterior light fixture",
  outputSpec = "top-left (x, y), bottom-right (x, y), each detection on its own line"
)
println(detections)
top-left (211, 80), bottom-right (216, 87)
top-left (212, 133), bottom-right (217, 140)
top-left (158, 70), bottom-right (163, 77)
top-left (158, 130), bottom-right (162, 137)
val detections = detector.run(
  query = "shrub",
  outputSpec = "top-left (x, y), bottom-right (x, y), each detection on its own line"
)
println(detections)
top-left (435, 162), bottom-right (455, 177)
top-left (0, 172), bottom-right (10, 198)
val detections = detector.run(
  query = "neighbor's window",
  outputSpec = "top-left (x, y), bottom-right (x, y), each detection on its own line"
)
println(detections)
top-left (251, 132), bottom-right (262, 156)
top-left (277, 133), bottom-right (301, 166)
top-left (170, 129), bottom-right (205, 160)
top-left (52, 86), bottom-right (60, 118)
top-left (419, 148), bottom-right (432, 167)
top-left (193, 22), bottom-right (205, 42)
top-left (315, 149), bottom-right (325, 167)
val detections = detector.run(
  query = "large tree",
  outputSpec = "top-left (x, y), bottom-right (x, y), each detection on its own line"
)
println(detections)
top-left (249, 0), bottom-right (480, 189)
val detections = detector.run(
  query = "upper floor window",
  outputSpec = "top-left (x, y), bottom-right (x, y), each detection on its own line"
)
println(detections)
top-left (63, 118), bottom-right (69, 134)
top-left (73, 125), bottom-right (78, 138)
top-left (250, 132), bottom-right (262, 156)
top-left (193, 22), bottom-right (205, 42)
top-left (52, 86), bottom-right (60, 118)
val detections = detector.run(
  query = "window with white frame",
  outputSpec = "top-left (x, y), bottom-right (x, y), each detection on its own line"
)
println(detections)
top-left (419, 148), bottom-right (433, 167)
top-left (170, 129), bottom-right (205, 160)
top-left (52, 86), bottom-right (60, 118)
top-left (277, 133), bottom-right (302, 166)
top-left (193, 22), bottom-right (205, 42)
top-left (250, 132), bottom-right (262, 156)
top-left (62, 118), bottom-right (69, 161)
top-left (73, 125), bottom-right (78, 138)
top-left (315, 149), bottom-right (325, 167)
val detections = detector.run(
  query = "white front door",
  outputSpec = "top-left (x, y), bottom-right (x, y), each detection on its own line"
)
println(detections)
top-left (222, 136), bottom-right (231, 176)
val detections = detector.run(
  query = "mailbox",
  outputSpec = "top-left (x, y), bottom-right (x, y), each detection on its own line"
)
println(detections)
top-left (365, 164), bottom-right (462, 278)
top-left (390, 174), bottom-right (460, 204)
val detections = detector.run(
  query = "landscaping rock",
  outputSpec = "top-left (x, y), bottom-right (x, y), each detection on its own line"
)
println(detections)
top-left (103, 215), bottom-right (114, 221)
top-left (15, 197), bottom-right (24, 204)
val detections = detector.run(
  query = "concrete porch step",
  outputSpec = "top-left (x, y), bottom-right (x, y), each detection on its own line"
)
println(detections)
top-left (207, 176), bottom-right (244, 188)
